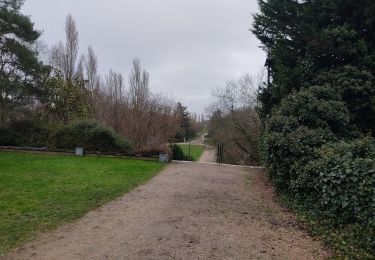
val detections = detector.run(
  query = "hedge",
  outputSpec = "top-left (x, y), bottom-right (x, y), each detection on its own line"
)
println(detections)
top-left (261, 85), bottom-right (375, 255)
top-left (0, 120), bottom-right (50, 147)
top-left (53, 121), bottom-right (131, 154)
top-left (0, 120), bottom-right (131, 155)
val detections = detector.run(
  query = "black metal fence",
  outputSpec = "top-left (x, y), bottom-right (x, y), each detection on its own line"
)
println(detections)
top-left (217, 144), bottom-right (224, 164)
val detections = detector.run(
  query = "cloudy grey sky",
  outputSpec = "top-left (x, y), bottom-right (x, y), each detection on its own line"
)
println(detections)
top-left (22, 0), bottom-right (266, 114)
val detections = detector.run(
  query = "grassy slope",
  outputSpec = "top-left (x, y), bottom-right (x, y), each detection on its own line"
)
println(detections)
top-left (0, 152), bottom-right (164, 254)
top-left (178, 144), bottom-right (204, 161)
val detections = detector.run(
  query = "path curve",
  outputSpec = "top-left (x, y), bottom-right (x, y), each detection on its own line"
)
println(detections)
top-left (4, 163), bottom-right (330, 260)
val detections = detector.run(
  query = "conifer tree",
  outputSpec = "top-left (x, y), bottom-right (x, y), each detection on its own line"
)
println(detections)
top-left (253, 0), bottom-right (375, 134)
top-left (0, 0), bottom-right (47, 124)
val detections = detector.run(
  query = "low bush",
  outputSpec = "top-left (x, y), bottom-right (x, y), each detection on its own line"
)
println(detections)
top-left (0, 128), bottom-right (18, 146)
top-left (0, 120), bottom-right (132, 155)
top-left (134, 145), bottom-right (171, 157)
top-left (0, 120), bottom-right (50, 147)
top-left (170, 144), bottom-right (184, 160)
top-left (53, 120), bottom-right (131, 154)
top-left (169, 144), bottom-right (195, 161)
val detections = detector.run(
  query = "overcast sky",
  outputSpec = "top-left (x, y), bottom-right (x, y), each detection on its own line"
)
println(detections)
top-left (22, 0), bottom-right (266, 114)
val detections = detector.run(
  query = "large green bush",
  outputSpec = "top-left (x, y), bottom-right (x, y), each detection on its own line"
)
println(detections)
top-left (312, 138), bottom-right (375, 223)
top-left (263, 86), bottom-right (352, 193)
top-left (262, 86), bottom-right (375, 254)
top-left (267, 85), bottom-right (356, 137)
top-left (307, 138), bottom-right (375, 253)
top-left (312, 66), bottom-right (375, 133)
top-left (263, 126), bottom-right (335, 193)
top-left (53, 121), bottom-right (131, 154)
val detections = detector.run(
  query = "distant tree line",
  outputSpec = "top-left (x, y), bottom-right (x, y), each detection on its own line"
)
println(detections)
top-left (0, 1), bottom-right (200, 155)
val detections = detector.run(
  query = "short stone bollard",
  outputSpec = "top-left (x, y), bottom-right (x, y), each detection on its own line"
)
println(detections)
top-left (75, 147), bottom-right (84, 156)
top-left (159, 153), bottom-right (170, 163)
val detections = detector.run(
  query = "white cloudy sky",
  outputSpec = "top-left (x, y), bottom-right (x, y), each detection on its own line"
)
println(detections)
top-left (22, 0), bottom-right (266, 114)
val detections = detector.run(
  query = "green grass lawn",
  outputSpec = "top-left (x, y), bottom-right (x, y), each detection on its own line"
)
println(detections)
top-left (178, 144), bottom-right (204, 161)
top-left (0, 152), bottom-right (164, 255)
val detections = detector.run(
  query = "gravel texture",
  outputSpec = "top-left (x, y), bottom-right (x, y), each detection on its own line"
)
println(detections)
top-left (198, 146), bottom-right (216, 163)
top-left (3, 161), bottom-right (330, 260)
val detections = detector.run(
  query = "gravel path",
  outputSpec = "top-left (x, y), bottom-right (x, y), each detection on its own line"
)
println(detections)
top-left (4, 163), bottom-right (330, 260)
top-left (198, 146), bottom-right (216, 163)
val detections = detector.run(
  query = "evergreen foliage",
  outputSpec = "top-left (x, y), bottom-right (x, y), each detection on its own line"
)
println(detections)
top-left (253, 0), bottom-right (375, 256)
top-left (170, 143), bottom-right (184, 160)
top-left (53, 121), bottom-right (131, 154)
top-left (0, 120), bottom-right (132, 155)
top-left (41, 77), bottom-right (90, 123)
top-left (0, 120), bottom-right (49, 147)
top-left (174, 102), bottom-right (196, 140)
top-left (0, 0), bottom-right (49, 124)
top-left (253, 0), bottom-right (375, 134)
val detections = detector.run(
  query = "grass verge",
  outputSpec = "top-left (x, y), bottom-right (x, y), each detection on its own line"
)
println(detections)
top-left (178, 144), bottom-right (204, 161)
top-left (0, 151), bottom-right (164, 255)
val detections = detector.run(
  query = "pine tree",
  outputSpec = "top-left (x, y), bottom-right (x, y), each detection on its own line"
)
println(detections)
top-left (0, 0), bottom-right (48, 124)
top-left (174, 102), bottom-right (195, 140)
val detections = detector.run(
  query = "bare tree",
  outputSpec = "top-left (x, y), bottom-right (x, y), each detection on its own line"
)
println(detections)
top-left (49, 14), bottom-right (79, 80)
top-left (129, 58), bottom-right (149, 110)
top-left (85, 46), bottom-right (98, 91)
top-left (128, 59), bottom-right (151, 148)
top-left (94, 58), bottom-right (177, 150)
top-left (208, 74), bottom-right (261, 165)
top-left (105, 69), bottom-right (125, 132)
top-left (49, 41), bottom-right (65, 75)
top-left (75, 54), bottom-right (85, 81)
top-left (32, 39), bottom-right (50, 63)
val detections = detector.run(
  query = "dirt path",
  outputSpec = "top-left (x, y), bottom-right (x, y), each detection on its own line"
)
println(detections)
top-left (198, 146), bottom-right (216, 163)
top-left (4, 163), bottom-right (330, 260)
top-left (177, 134), bottom-right (206, 146)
